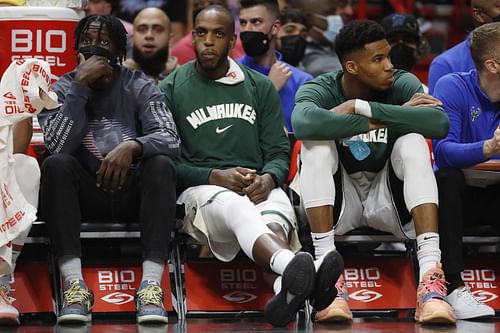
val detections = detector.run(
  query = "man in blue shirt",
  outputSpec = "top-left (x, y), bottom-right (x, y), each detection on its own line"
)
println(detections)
top-left (238, 0), bottom-right (312, 132)
top-left (428, 0), bottom-right (500, 94)
top-left (433, 22), bottom-right (499, 320)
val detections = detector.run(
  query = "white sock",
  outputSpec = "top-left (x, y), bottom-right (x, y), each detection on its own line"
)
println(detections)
top-left (416, 232), bottom-right (441, 281)
top-left (269, 249), bottom-right (295, 276)
top-left (311, 229), bottom-right (336, 271)
top-left (273, 276), bottom-right (282, 294)
top-left (58, 256), bottom-right (83, 283)
top-left (141, 259), bottom-right (165, 285)
top-left (10, 246), bottom-right (22, 273)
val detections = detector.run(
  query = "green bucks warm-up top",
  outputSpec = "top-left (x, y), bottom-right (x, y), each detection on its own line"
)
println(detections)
top-left (292, 69), bottom-right (449, 174)
top-left (160, 61), bottom-right (290, 192)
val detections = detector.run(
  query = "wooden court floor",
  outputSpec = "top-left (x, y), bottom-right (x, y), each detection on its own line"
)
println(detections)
top-left (4, 317), bottom-right (500, 333)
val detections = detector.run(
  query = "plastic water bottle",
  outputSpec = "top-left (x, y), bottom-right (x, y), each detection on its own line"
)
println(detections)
top-left (345, 136), bottom-right (371, 161)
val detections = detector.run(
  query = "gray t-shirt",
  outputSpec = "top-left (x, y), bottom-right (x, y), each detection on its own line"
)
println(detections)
top-left (39, 66), bottom-right (179, 173)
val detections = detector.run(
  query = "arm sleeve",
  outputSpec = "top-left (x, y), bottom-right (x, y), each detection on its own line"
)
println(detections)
top-left (38, 79), bottom-right (92, 155)
top-left (292, 79), bottom-right (370, 140)
top-left (258, 78), bottom-right (290, 186)
top-left (134, 81), bottom-right (180, 160)
top-left (432, 75), bottom-right (486, 168)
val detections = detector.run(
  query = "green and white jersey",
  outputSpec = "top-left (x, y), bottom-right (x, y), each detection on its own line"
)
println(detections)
top-left (292, 69), bottom-right (449, 173)
top-left (160, 61), bottom-right (290, 191)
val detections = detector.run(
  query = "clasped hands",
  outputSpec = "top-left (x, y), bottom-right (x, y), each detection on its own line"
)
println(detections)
top-left (208, 167), bottom-right (275, 205)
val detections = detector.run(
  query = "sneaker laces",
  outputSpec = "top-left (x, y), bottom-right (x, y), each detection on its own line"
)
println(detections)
top-left (422, 273), bottom-right (447, 298)
top-left (136, 284), bottom-right (163, 306)
top-left (63, 282), bottom-right (92, 309)
top-left (335, 278), bottom-right (349, 300)
top-left (458, 287), bottom-right (484, 306)
top-left (0, 286), bottom-right (11, 305)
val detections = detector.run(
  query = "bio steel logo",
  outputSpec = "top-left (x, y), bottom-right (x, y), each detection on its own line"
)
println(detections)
top-left (101, 292), bottom-right (134, 305)
top-left (220, 269), bottom-right (258, 304)
top-left (462, 269), bottom-right (498, 303)
top-left (349, 289), bottom-right (383, 303)
top-left (222, 291), bottom-right (258, 304)
top-left (344, 267), bottom-right (383, 303)
top-left (98, 270), bottom-right (136, 305)
top-left (10, 29), bottom-right (68, 67)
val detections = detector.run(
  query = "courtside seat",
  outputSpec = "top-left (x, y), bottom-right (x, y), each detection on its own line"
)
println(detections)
top-left (463, 225), bottom-right (500, 245)
top-left (25, 220), bottom-right (49, 244)
top-left (336, 227), bottom-right (407, 243)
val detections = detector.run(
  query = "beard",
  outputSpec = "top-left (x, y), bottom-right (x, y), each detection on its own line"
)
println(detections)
top-left (195, 47), bottom-right (230, 73)
top-left (132, 46), bottom-right (169, 77)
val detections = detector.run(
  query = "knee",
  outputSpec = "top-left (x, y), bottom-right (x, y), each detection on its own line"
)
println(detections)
top-left (140, 155), bottom-right (176, 183)
top-left (13, 154), bottom-right (40, 183)
top-left (142, 155), bottom-right (175, 171)
top-left (395, 134), bottom-right (429, 165)
top-left (301, 140), bottom-right (338, 172)
top-left (41, 154), bottom-right (78, 179)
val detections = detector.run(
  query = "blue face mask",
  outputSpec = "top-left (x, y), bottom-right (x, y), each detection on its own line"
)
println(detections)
top-left (313, 14), bottom-right (344, 44)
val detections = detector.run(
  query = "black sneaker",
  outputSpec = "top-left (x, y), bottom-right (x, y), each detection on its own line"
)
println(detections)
top-left (264, 252), bottom-right (315, 327)
top-left (57, 279), bottom-right (94, 324)
top-left (310, 250), bottom-right (344, 311)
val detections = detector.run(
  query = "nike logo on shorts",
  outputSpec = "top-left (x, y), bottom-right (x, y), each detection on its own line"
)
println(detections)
top-left (216, 125), bottom-right (233, 134)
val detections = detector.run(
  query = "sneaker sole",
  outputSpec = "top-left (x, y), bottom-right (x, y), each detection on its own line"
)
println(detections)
top-left (454, 307), bottom-right (495, 320)
top-left (0, 314), bottom-right (19, 326)
top-left (311, 250), bottom-right (344, 311)
top-left (57, 313), bottom-right (92, 324)
top-left (264, 252), bottom-right (315, 327)
top-left (137, 314), bottom-right (169, 324)
top-left (415, 310), bottom-right (456, 324)
top-left (315, 308), bottom-right (353, 322)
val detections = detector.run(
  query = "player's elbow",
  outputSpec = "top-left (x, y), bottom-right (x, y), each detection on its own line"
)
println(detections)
top-left (427, 110), bottom-right (450, 139)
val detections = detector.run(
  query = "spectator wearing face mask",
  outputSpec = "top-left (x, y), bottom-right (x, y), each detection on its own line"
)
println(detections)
top-left (238, 0), bottom-right (312, 133)
top-left (380, 13), bottom-right (427, 91)
top-left (276, 8), bottom-right (310, 68)
top-left (288, 0), bottom-right (354, 77)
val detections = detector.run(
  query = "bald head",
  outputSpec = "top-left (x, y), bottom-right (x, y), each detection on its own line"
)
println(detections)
top-left (134, 7), bottom-right (170, 28)
top-left (132, 7), bottom-right (171, 59)
top-left (195, 4), bottom-right (235, 35)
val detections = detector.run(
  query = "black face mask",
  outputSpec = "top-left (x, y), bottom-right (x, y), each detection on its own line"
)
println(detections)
top-left (279, 35), bottom-right (307, 66)
top-left (390, 43), bottom-right (418, 72)
top-left (132, 46), bottom-right (169, 77)
top-left (78, 45), bottom-right (115, 63)
top-left (494, 15), bottom-right (500, 22)
top-left (240, 31), bottom-right (270, 57)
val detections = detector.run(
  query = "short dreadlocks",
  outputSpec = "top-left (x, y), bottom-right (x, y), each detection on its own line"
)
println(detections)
top-left (74, 14), bottom-right (127, 64)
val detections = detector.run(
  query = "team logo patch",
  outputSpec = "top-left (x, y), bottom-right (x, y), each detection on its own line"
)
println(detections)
top-left (222, 291), bottom-right (258, 304)
top-left (349, 289), bottom-right (383, 303)
top-left (101, 292), bottom-right (134, 305)
top-left (470, 106), bottom-right (481, 122)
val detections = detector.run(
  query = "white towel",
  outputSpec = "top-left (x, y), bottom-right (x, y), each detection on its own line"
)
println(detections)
top-left (0, 59), bottom-right (58, 275)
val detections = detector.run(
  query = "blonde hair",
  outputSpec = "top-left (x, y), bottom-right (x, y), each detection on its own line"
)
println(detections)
top-left (470, 22), bottom-right (500, 70)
